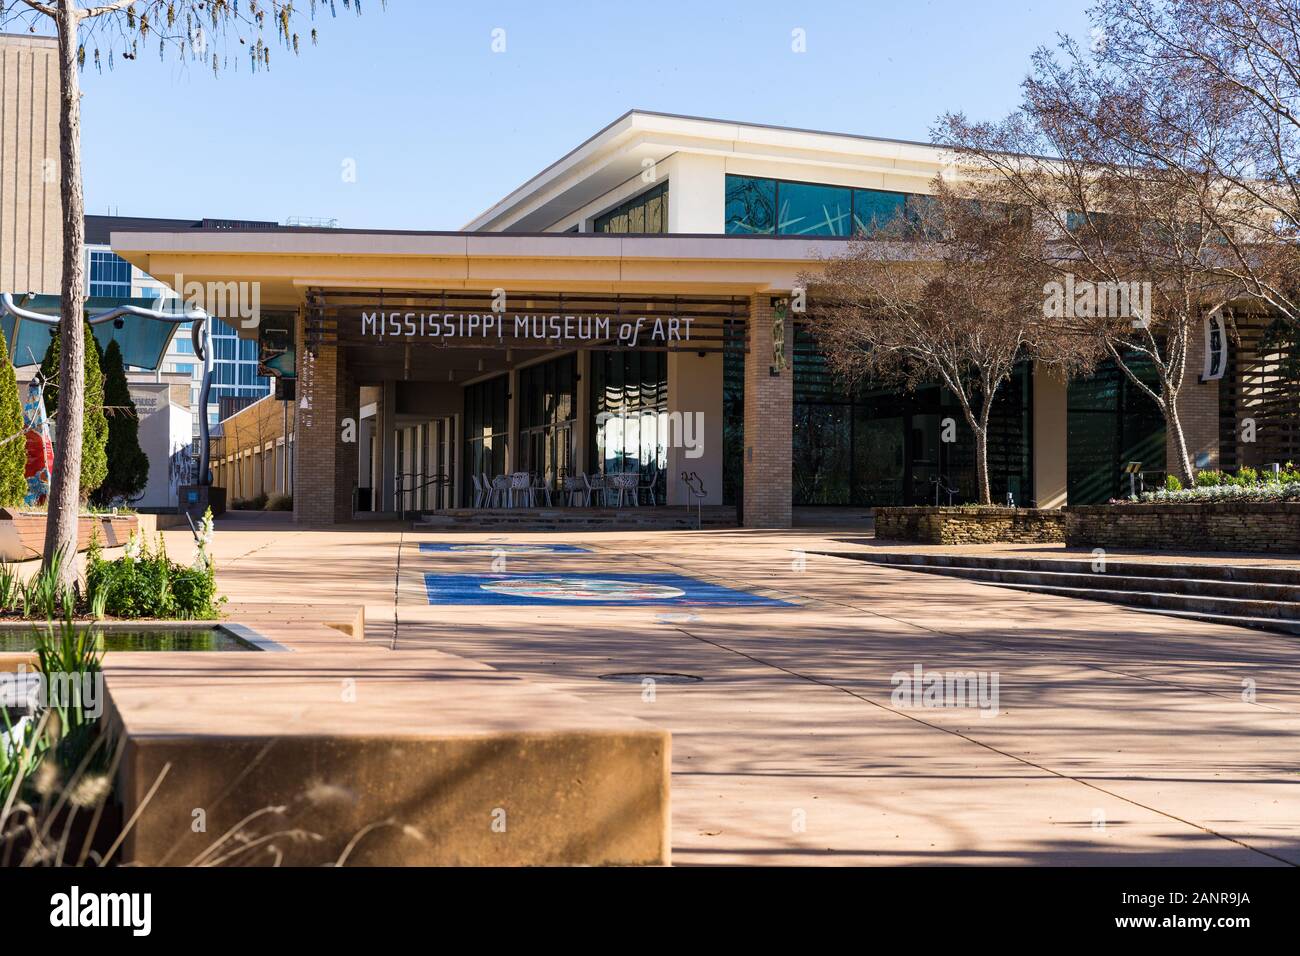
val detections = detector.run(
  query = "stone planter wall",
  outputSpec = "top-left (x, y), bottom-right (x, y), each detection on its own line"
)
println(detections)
top-left (1066, 501), bottom-right (1300, 553)
top-left (0, 509), bottom-right (140, 562)
top-left (874, 507), bottom-right (1067, 545)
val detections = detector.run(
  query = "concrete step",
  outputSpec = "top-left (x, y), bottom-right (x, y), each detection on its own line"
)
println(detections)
top-left (822, 549), bottom-right (1300, 586)
top-left (819, 551), bottom-right (1300, 635)
top-left (836, 561), bottom-right (1300, 605)
top-left (974, 579), bottom-right (1300, 627)
top-left (412, 506), bottom-right (736, 532)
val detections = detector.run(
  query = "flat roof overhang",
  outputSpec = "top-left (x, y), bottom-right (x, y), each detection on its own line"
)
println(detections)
top-left (110, 230), bottom-right (925, 339)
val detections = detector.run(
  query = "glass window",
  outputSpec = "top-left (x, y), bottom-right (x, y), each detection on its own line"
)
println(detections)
top-left (88, 250), bottom-right (132, 298)
top-left (1067, 354), bottom-right (1166, 503)
top-left (593, 182), bottom-right (669, 234)
top-left (462, 375), bottom-right (510, 503)
top-left (589, 351), bottom-right (667, 500)
top-left (517, 354), bottom-right (578, 487)
top-left (785, 328), bottom-right (1034, 507)
top-left (777, 181), bottom-right (852, 236)
top-left (724, 175), bottom-right (776, 235)
top-left (727, 176), bottom-right (933, 240)
top-left (904, 193), bottom-right (943, 238)
top-left (852, 189), bottom-right (908, 236)
top-left (644, 190), bottom-right (664, 233)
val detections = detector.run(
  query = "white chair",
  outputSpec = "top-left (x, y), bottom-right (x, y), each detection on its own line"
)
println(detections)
top-left (470, 474), bottom-right (487, 508)
top-left (638, 467), bottom-right (659, 506)
top-left (532, 473), bottom-right (553, 507)
top-left (584, 472), bottom-right (602, 507)
top-left (608, 472), bottom-right (637, 508)
top-left (562, 473), bottom-right (584, 507)
top-left (489, 474), bottom-right (509, 509)
top-left (510, 471), bottom-right (533, 507)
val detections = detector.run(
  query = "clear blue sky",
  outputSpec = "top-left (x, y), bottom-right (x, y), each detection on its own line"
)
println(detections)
top-left (77, 0), bottom-right (1094, 230)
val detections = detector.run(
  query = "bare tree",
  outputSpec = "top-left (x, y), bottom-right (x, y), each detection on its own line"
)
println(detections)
top-left (801, 181), bottom-right (1054, 504)
top-left (0, 0), bottom-right (375, 583)
top-left (1091, 0), bottom-right (1300, 325)
top-left (938, 33), bottom-right (1243, 482)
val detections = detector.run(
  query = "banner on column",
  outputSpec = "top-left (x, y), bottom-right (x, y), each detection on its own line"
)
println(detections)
top-left (1203, 310), bottom-right (1228, 381)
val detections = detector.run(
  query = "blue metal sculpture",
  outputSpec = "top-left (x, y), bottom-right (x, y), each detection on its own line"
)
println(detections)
top-left (0, 291), bottom-right (214, 486)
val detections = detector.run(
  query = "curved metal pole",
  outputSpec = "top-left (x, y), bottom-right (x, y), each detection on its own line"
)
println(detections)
top-left (1, 291), bottom-right (215, 486)
top-left (192, 315), bottom-right (214, 485)
top-left (1, 291), bottom-right (207, 326)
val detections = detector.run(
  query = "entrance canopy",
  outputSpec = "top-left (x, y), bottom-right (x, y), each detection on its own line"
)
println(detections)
top-left (108, 229), bottom-right (875, 326)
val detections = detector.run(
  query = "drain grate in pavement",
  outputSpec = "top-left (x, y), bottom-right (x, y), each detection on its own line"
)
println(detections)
top-left (598, 672), bottom-right (702, 684)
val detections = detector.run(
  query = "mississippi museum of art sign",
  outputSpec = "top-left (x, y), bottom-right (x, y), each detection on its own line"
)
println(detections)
top-left (309, 289), bottom-right (748, 354)
top-left (359, 310), bottom-right (694, 349)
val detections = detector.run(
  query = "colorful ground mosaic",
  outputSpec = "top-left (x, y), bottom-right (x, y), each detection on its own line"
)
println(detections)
top-left (419, 543), bottom-right (592, 555)
top-left (422, 572), bottom-right (794, 606)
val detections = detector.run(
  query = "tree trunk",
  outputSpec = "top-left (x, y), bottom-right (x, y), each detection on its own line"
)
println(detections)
top-left (1165, 398), bottom-right (1195, 485)
top-left (972, 426), bottom-right (992, 505)
top-left (42, 0), bottom-right (86, 586)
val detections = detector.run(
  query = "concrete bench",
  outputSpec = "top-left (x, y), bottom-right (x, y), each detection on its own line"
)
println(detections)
top-left (104, 614), bottom-right (669, 866)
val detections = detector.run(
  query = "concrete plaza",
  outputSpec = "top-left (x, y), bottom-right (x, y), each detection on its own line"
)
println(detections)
top-left (169, 513), bottom-right (1300, 866)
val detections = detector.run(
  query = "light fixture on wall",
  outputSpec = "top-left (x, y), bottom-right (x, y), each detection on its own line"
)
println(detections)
top-left (447, 369), bottom-right (454, 382)
top-left (477, 359), bottom-right (484, 372)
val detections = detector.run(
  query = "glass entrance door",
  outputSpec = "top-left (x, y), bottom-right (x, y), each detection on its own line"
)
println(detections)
top-left (853, 415), bottom-right (906, 506)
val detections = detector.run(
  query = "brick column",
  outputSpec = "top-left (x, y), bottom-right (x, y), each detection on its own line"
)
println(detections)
top-left (335, 354), bottom-right (359, 520)
top-left (293, 315), bottom-right (357, 525)
top-left (742, 294), bottom-right (793, 527)
top-left (1170, 324), bottom-right (1219, 477)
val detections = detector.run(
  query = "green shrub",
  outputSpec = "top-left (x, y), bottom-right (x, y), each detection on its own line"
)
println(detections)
top-left (1194, 469), bottom-right (1222, 487)
top-left (0, 326), bottom-right (28, 507)
top-left (22, 548), bottom-right (78, 620)
top-left (4, 617), bottom-right (107, 804)
top-left (1138, 481), bottom-right (1300, 503)
top-left (265, 493), bottom-right (292, 511)
top-left (85, 530), bottom-right (222, 620)
top-left (0, 562), bottom-right (22, 613)
top-left (92, 340), bottom-right (149, 507)
top-left (35, 615), bottom-right (104, 737)
top-left (1164, 474), bottom-right (1182, 492)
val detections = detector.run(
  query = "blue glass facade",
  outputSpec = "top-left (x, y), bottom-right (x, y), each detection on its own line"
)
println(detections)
top-left (724, 174), bottom-right (927, 237)
top-left (88, 250), bottom-right (132, 297)
top-left (207, 318), bottom-right (270, 404)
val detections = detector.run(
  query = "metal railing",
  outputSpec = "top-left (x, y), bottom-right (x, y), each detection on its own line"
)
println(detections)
top-left (930, 474), bottom-right (958, 506)
top-left (394, 472), bottom-right (451, 513)
top-left (680, 471), bottom-right (707, 530)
